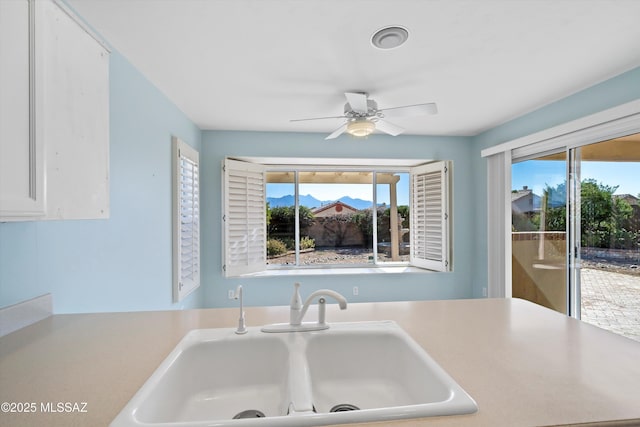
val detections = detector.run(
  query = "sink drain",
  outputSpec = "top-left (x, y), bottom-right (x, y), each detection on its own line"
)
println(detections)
top-left (330, 403), bottom-right (360, 412)
top-left (232, 409), bottom-right (265, 419)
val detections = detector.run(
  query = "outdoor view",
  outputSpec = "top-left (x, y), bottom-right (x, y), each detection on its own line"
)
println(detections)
top-left (266, 171), bottom-right (410, 266)
top-left (511, 134), bottom-right (640, 341)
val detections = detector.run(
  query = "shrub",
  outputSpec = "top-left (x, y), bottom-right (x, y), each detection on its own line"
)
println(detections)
top-left (300, 236), bottom-right (315, 250)
top-left (267, 239), bottom-right (287, 257)
top-left (267, 206), bottom-right (315, 238)
top-left (281, 237), bottom-right (295, 250)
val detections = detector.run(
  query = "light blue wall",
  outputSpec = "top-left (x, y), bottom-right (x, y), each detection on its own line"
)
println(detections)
top-left (201, 131), bottom-right (476, 308)
top-left (469, 66), bottom-right (640, 298)
top-left (0, 52), bottom-right (204, 313)
top-left (2, 39), bottom-right (637, 314)
top-left (474, 67), bottom-right (640, 151)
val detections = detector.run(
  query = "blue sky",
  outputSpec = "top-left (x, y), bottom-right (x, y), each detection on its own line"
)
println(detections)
top-left (512, 160), bottom-right (640, 196)
top-left (266, 173), bottom-right (410, 205)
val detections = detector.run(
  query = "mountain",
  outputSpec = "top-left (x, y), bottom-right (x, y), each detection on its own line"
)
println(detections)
top-left (267, 194), bottom-right (374, 210)
top-left (300, 194), bottom-right (324, 208)
top-left (267, 194), bottom-right (323, 208)
top-left (336, 196), bottom-right (375, 210)
top-left (266, 195), bottom-right (294, 207)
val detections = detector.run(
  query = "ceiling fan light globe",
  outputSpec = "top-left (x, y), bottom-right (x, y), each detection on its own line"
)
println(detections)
top-left (347, 120), bottom-right (375, 137)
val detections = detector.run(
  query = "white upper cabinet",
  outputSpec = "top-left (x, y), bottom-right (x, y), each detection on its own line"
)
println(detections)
top-left (0, 0), bottom-right (110, 221)
top-left (37, 0), bottom-right (110, 220)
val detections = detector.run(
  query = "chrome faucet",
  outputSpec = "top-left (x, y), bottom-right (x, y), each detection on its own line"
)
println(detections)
top-left (233, 285), bottom-right (247, 334)
top-left (262, 284), bottom-right (347, 333)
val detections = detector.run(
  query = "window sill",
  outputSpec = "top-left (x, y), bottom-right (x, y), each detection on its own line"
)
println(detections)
top-left (239, 265), bottom-right (431, 278)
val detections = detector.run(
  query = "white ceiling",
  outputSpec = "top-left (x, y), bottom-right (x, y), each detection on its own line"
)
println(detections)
top-left (68, 0), bottom-right (640, 137)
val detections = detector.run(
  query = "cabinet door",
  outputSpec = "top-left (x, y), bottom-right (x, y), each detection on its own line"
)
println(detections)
top-left (37, 0), bottom-right (110, 219)
top-left (0, 0), bottom-right (45, 218)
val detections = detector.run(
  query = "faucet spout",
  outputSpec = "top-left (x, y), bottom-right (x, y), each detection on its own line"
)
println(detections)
top-left (261, 284), bottom-right (348, 333)
top-left (295, 289), bottom-right (348, 325)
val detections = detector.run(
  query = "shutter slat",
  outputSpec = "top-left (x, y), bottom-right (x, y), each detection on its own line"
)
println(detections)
top-left (177, 151), bottom-right (200, 288)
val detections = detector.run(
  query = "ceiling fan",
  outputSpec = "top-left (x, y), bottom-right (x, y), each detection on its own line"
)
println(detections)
top-left (291, 92), bottom-right (438, 140)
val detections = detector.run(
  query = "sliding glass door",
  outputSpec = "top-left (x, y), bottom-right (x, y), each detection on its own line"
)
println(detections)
top-left (511, 133), bottom-right (640, 341)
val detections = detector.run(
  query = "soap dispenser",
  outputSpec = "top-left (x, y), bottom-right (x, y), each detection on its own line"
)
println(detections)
top-left (289, 282), bottom-right (303, 326)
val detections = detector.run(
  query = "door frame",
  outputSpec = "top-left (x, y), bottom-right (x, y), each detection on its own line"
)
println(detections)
top-left (482, 99), bottom-right (640, 315)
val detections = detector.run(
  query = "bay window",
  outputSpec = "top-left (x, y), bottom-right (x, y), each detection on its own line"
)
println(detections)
top-left (222, 157), bottom-right (451, 276)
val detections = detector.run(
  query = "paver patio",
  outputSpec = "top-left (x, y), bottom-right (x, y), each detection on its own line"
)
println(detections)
top-left (581, 268), bottom-right (640, 342)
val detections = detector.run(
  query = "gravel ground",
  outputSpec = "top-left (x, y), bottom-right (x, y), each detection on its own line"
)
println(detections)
top-left (267, 247), bottom-right (409, 265)
top-left (582, 260), bottom-right (640, 277)
top-left (582, 250), bottom-right (640, 277)
top-left (269, 247), bottom-right (640, 275)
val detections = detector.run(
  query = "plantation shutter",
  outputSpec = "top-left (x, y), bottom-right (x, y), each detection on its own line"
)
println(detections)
top-left (410, 161), bottom-right (451, 272)
top-left (172, 137), bottom-right (200, 302)
top-left (223, 158), bottom-right (267, 276)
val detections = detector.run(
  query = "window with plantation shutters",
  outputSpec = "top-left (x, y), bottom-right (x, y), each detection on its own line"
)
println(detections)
top-left (223, 158), bottom-right (267, 276)
top-left (172, 137), bottom-right (200, 302)
top-left (221, 157), bottom-right (452, 276)
top-left (410, 161), bottom-right (451, 272)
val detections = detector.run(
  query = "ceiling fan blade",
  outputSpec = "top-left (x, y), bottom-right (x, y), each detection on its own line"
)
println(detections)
top-left (325, 123), bottom-right (348, 140)
top-left (344, 92), bottom-right (369, 114)
top-left (375, 119), bottom-right (404, 136)
top-left (379, 102), bottom-right (438, 118)
top-left (290, 115), bottom-right (346, 122)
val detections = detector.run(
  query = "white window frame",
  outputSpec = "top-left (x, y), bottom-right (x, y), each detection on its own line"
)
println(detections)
top-left (172, 136), bottom-right (200, 302)
top-left (222, 157), bottom-right (452, 277)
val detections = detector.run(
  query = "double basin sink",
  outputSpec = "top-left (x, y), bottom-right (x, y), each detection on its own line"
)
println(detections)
top-left (110, 321), bottom-right (477, 426)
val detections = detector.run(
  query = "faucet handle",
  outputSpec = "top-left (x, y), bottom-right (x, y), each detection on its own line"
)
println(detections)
top-left (318, 297), bottom-right (326, 325)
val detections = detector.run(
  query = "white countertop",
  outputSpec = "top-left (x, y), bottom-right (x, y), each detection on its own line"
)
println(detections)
top-left (1, 298), bottom-right (640, 426)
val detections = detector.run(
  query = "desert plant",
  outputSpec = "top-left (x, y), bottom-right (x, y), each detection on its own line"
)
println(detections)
top-left (266, 239), bottom-right (287, 257)
top-left (300, 236), bottom-right (315, 250)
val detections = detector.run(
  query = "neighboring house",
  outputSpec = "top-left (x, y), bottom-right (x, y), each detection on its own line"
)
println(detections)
top-left (308, 201), bottom-right (363, 247)
top-left (311, 201), bottom-right (359, 218)
top-left (512, 186), bottom-right (541, 215)
top-left (614, 194), bottom-right (640, 207)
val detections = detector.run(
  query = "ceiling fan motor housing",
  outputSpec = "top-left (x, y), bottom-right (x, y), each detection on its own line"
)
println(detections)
top-left (291, 91), bottom-right (436, 139)
top-left (344, 99), bottom-right (378, 118)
